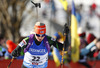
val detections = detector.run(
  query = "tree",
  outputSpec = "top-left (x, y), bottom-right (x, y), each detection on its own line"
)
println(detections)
top-left (0, 0), bottom-right (30, 42)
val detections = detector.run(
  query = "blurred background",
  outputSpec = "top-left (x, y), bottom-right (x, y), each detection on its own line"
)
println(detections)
top-left (0, 0), bottom-right (100, 42)
top-left (0, 0), bottom-right (100, 41)
top-left (0, 0), bottom-right (100, 68)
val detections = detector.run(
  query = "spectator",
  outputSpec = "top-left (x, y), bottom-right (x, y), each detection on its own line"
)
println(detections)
top-left (48, 32), bottom-right (63, 60)
top-left (0, 34), bottom-right (9, 59)
top-left (53, 32), bottom-right (64, 43)
top-left (86, 33), bottom-right (96, 44)
top-left (78, 27), bottom-right (88, 48)
top-left (78, 27), bottom-right (91, 68)
top-left (53, 32), bottom-right (64, 55)
top-left (81, 38), bottom-right (100, 60)
top-left (6, 40), bottom-right (17, 54)
top-left (53, 32), bottom-right (70, 67)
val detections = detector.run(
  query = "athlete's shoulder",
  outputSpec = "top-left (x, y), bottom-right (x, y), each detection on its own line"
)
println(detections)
top-left (18, 36), bottom-right (29, 47)
top-left (23, 36), bottom-right (29, 41)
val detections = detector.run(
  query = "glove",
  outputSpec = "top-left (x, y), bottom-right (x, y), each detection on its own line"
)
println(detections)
top-left (63, 23), bottom-right (70, 35)
top-left (11, 46), bottom-right (21, 57)
top-left (11, 49), bottom-right (20, 57)
top-left (63, 23), bottom-right (70, 51)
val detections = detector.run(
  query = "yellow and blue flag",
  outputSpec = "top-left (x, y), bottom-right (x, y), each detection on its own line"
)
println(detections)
top-left (71, 0), bottom-right (80, 63)
top-left (59, 0), bottom-right (68, 11)
top-left (52, 47), bottom-right (62, 67)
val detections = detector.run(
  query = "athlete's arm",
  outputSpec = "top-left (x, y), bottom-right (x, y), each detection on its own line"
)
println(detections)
top-left (46, 36), bottom-right (63, 51)
top-left (11, 37), bottom-right (29, 57)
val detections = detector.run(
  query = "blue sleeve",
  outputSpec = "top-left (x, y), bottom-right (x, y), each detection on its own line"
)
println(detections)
top-left (80, 42), bottom-right (95, 56)
top-left (2, 47), bottom-right (10, 59)
top-left (4, 50), bottom-right (9, 56)
top-left (2, 47), bottom-right (7, 52)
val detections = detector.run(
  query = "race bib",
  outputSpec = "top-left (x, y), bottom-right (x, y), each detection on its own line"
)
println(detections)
top-left (23, 52), bottom-right (48, 67)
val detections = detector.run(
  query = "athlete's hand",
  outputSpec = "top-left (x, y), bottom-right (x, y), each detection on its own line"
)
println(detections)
top-left (11, 49), bottom-right (20, 57)
top-left (63, 23), bottom-right (70, 34)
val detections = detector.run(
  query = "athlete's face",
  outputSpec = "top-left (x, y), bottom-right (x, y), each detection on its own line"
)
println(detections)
top-left (35, 34), bottom-right (45, 42)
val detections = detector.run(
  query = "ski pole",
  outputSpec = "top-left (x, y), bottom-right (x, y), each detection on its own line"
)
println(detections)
top-left (7, 57), bottom-right (14, 68)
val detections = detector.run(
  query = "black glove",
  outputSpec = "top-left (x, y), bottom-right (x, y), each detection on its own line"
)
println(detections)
top-left (11, 46), bottom-right (21, 57)
top-left (63, 23), bottom-right (70, 35)
top-left (11, 50), bottom-right (20, 57)
top-left (63, 23), bottom-right (70, 51)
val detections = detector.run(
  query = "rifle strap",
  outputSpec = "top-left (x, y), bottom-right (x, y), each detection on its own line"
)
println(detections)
top-left (24, 34), bottom-right (50, 53)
